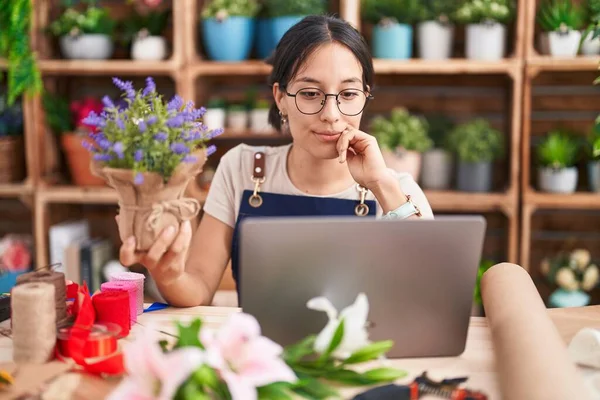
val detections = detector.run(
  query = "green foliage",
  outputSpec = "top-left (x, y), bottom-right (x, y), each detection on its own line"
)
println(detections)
top-left (537, 130), bottom-right (581, 169)
top-left (447, 118), bottom-right (504, 163)
top-left (201, 0), bottom-right (260, 18)
top-left (254, 99), bottom-right (271, 109)
top-left (473, 259), bottom-right (495, 305)
top-left (415, 0), bottom-right (462, 23)
top-left (0, 0), bottom-right (42, 105)
top-left (370, 108), bottom-right (433, 153)
top-left (228, 103), bottom-right (247, 112)
top-left (120, 8), bottom-right (170, 45)
top-left (207, 97), bottom-right (227, 109)
top-left (49, 5), bottom-right (116, 37)
top-left (174, 319), bottom-right (204, 349)
top-left (361, 0), bottom-right (422, 25)
top-left (585, 124), bottom-right (600, 160)
top-left (454, 0), bottom-right (515, 24)
top-left (424, 114), bottom-right (455, 149)
top-left (537, 0), bottom-right (585, 32)
top-left (42, 92), bottom-right (73, 135)
top-left (263, 0), bottom-right (327, 17)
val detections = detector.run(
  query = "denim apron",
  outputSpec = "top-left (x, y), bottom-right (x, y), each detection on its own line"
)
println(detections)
top-left (230, 150), bottom-right (377, 301)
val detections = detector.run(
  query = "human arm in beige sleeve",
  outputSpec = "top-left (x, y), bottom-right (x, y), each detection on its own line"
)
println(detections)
top-left (375, 171), bottom-right (434, 219)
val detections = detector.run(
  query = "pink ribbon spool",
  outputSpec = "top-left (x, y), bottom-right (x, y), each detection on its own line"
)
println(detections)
top-left (100, 281), bottom-right (138, 323)
top-left (108, 272), bottom-right (145, 315)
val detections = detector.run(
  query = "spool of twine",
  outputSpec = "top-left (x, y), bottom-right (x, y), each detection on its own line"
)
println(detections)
top-left (12, 282), bottom-right (57, 363)
top-left (100, 281), bottom-right (137, 323)
top-left (92, 291), bottom-right (130, 338)
top-left (16, 270), bottom-right (69, 328)
top-left (109, 272), bottom-right (145, 315)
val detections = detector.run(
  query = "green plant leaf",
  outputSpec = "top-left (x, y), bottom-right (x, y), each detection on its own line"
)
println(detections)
top-left (536, 130), bottom-right (580, 168)
top-left (174, 319), bottom-right (204, 349)
top-left (342, 341), bottom-right (394, 364)
top-left (361, 367), bottom-right (408, 383)
top-left (258, 382), bottom-right (295, 400)
top-left (318, 319), bottom-right (345, 363)
top-left (322, 369), bottom-right (375, 385)
top-left (290, 377), bottom-right (340, 399)
top-left (283, 335), bottom-right (317, 363)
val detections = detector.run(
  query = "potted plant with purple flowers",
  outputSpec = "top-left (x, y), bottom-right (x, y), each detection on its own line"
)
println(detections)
top-left (83, 77), bottom-right (222, 252)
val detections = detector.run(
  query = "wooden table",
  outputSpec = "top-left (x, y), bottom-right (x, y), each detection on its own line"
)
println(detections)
top-left (1, 301), bottom-right (599, 400)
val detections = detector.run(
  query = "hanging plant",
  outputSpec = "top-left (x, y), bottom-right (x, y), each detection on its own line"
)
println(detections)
top-left (0, 0), bottom-right (42, 105)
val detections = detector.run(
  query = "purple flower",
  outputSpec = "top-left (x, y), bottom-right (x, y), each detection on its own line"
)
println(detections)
top-left (113, 142), bottom-right (124, 159)
top-left (170, 142), bottom-right (189, 155)
top-left (81, 140), bottom-right (94, 152)
top-left (134, 172), bottom-right (144, 185)
top-left (93, 153), bottom-right (112, 161)
top-left (182, 155), bottom-right (198, 163)
top-left (98, 139), bottom-right (112, 150)
top-left (134, 149), bottom-right (143, 162)
top-left (206, 144), bottom-right (217, 157)
top-left (112, 77), bottom-right (133, 93)
top-left (146, 116), bottom-right (158, 125)
top-left (138, 120), bottom-right (147, 133)
top-left (82, 111), bottom-right (103, 127)
top-left (154, 132), bottom-right (168, 142)
top-left (167, 95), bottom-right (183, 111)
top-left (209, 127), bottom-right (224, 139)
top-left (143, 77), bottom-right (156, 97)
top-left (102, 96), bottom-right (114, 109)
top-left (116, 118), bottom-right (125, 130)
top-left (166, 116), bottom-right (184, 128)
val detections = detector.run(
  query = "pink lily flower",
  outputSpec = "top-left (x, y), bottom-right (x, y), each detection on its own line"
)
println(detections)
top-left (201, 312), bottom-right (298, 400)
top-left (108, 327), bottom-right (205, 400)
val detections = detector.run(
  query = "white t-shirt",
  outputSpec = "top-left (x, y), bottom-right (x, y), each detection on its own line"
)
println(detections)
top-left (203, 143), bottom-right (434, 228)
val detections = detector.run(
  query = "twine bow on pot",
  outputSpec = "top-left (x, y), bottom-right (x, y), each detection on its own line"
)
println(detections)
top-left (145, 198), bottom-right (201, 231)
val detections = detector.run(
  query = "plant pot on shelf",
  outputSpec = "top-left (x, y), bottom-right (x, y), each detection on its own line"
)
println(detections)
top-left (420, 149), bottom-right (452, 190)
top-left (549, 288), bottom-right (590, 308)
top-left (548, 30), bottom-right (582, 57)
top-left (0, 136), bottom-right (25, 183)
top-left (465, 22), bottom-right (506, 61)
top-left (538, 166), bottom-right (578, 193)
top-left (203, 108), bottom-right (226, 131)
top-left (91, 149), bottom-right (207, 252)
top-left (382, 148), bottom-right (422, 181)
top-left (131, 35), bottom-right (167, 60)
top-left (61, 133), bottom-right (105, 186)
top-left (202, 17), bottom-right (255, 61)
top-left (417, 21), bottom-right (454, 60)
top-left (581, 30), bottom-right (600, 56)
top-left (227, 110), bottom-right (248, 131)
top-left (372, 20), bottom-right (413, 60)
top-left (538, 32), bottom-right (551, 55)
top-left (250, 109), bottom-right (274, 134)
top-left (255, 18), bottom-right (277, 59)
top-left (588, 161), bottom-right (600, 192)
top-left (272, 16), bottom-right (305, 45)
top-left (59, 34), bottom-right (114, 59)
top-left (457, 161), bottom-right (493, 192)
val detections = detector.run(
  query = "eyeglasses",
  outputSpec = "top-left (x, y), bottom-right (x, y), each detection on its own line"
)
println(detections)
top-left (285, 87), bottom-right (374, 116)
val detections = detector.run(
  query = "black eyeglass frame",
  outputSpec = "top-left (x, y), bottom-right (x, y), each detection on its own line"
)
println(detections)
top-left (284, 86), bottom-right (374, 116)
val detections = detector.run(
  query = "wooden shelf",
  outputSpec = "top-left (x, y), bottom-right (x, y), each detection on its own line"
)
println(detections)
top-left (0, 59), bottom-right (7, 69)
top-left (191, 60), bottom-right (271, 76)
top-left (424, 190), bottom-right (513, 214)
top-left (373, 58), bottom-right (521, 75)
top-left (524, 190), bottom-right (600, 210)
top-left (0, 183), bottom-right (33, 198)
top-left (39, 59), bottom-right (179, 76)
top-left (526, 56), bottom-right (600, 74)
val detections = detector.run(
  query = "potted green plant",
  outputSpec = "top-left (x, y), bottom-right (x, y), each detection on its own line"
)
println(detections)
top-left (447, 118), bottom-right (504, 192)
top-left (586, 124), bottom-right (600, 191)
top-left (370, 108), bottom-right (433, 181)
top-left (454, 0), bottom-right (515, 61)
top-left (537, 0), bottom-right (585, 57)
top-left (122, 8), bottom-right (171, 61)
top-left (0, 94), bottom-right (25, 183)
top-left (201, 0), bottom-right (260, 61)
top-left (264, 0), bottom-right (328, 46)
top-left (362, 0), bottom-right (421, 60)
top-left (203, 97), bottom-right (227, 132)
top-left (415, 0), bottom-right (460, 60)
top-left (49, 0), bottom-right (116, 60)
top-left (250, 99), bottom-right (274, 134)
top-left (472, 259), bottom-right (494, 316)
top-left (420, 114), bottom-right (455, 190)
top-left (227, 104), bottom-right (248, 131)
top-left (581, 0), bottom-right (600, 55)
top-left (537, 130), bottom-right (580, 193)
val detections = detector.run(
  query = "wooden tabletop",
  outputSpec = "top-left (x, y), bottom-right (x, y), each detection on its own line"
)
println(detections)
top-left (1, 302), bottom-right (599, 400)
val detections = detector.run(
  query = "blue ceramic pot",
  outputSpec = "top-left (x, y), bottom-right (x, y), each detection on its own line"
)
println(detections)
top-left (549, 288), bottom-right (590, 308)
top-left (202, 17), bottom-right (255, 61)
top-left (372, 23), bottom-right (413, 59)
top-left (255, 18), bottom-right (277, 59)
top-left (272, 16), bottom-right (305, 45)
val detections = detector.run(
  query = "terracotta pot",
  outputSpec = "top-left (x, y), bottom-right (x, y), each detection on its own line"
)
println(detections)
top-left (382, 148), bottom-right (422, 181)
top-left (61, 133), bottom-right (105, 186)
top-left (0, 136), bottom-right (25, 183)
top-left (91, 149), bottom-right (208, 252)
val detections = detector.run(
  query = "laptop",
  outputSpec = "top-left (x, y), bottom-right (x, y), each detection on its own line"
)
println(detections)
top-left (238, 215), bottom-right (486, 358)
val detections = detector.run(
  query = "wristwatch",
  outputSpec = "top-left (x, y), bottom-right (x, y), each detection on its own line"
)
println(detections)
top-left (382, 195), bottom-right (422, 220)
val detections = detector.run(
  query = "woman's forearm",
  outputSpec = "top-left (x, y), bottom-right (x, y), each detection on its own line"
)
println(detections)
top-left (152, 270), bottom-right (214, 307)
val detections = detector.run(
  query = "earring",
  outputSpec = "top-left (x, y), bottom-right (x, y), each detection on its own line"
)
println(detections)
top-left (279, 110), bottom-right (288, 126)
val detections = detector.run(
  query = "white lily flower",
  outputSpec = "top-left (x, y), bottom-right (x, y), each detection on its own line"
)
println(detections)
top-left (307, 293), bottom-right (371, 360)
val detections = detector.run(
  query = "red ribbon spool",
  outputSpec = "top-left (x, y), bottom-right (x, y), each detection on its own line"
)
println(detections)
top-left (92, 291), bottom-right (131, 338)
top-left (57, 323), bottom-right (120, 358)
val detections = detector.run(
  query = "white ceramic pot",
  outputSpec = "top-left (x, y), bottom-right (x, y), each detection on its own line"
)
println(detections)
top-left (538, 167), bottom-right (578, 193)
top-left (581, 30), bottom-right (600, 56)
top-left (417, 21), bottom-right (454, 60)
top-left (250, 109), bottom-right (274, 134)
top-left (131, 36), bottom-right (167, 60)
top-left (549, 30), bottom-right (582, 57)
top-left (588, 161), bottom-right (600, 192)
top-left (203, 108), bottom-right (226, 131)
top-left (382, 148), bottom-right (422, 181)
top-left (420, 149), bottom-right (452, 190)
top-left (60, 34), bottom-right (114, 59)
top-left (227, 110), bottom-right (248, 131)
top-left (465, 22), bottom-right (506, 61)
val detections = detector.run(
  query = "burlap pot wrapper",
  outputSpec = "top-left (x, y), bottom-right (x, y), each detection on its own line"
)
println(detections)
top-left (92, 149), bottom-right (207, 251)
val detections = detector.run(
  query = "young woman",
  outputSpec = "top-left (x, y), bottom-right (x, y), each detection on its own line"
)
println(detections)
top-left (119, 15), bottom-right (434, 307)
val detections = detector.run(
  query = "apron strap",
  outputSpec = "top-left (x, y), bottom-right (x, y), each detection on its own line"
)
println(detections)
top-left (249, 151), bottom-right (266, 208)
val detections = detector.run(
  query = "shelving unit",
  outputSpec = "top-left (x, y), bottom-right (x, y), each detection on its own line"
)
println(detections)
top-left (6, 0), bottom-right (561, 283)
top-left (520, 0), bottom-right (600, 277)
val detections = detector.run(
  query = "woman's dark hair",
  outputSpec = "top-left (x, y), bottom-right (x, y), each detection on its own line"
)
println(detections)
top-left (266, 15), bottom-right (374, 131)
